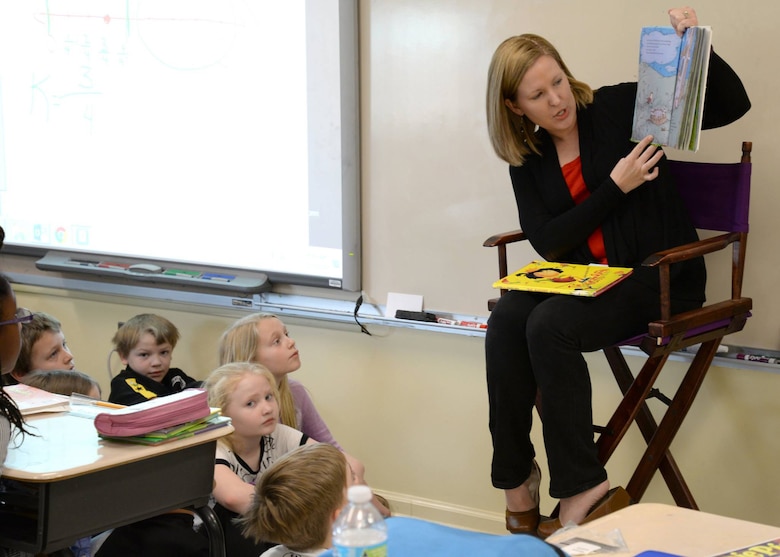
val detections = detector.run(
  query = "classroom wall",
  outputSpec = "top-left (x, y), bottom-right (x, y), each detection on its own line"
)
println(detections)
top-left (7, 0), bottom-right (780, 533)
top-left (14, 280), bottom-right (780, 531)
top-left (361, 0), bottom-right (778, 352)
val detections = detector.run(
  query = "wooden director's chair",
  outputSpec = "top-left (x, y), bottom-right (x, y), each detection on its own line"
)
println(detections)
top-left (484, 141), bottom-right (753, 509)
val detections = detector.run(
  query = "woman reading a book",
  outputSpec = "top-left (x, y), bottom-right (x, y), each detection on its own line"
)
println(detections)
top-left (484, 7), bottom-right (750, 538)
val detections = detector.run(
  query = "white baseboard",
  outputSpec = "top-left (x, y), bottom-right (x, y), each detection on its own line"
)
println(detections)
top-left (376, 491), bottom-right (506, 535)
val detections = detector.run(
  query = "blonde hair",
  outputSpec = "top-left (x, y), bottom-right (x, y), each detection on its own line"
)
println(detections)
top-left (23, 369), bottom-right (101, 397)
top-left (217, 313), bottom-right (297, 429)
top-left (486, 33), bottom-right (593, 166)
top-left (240, 444), bottom-right (347, 551)
top-left (202, 361), bottom-right (279, 452)
top-left (112, 314), bottom-right (180, 358)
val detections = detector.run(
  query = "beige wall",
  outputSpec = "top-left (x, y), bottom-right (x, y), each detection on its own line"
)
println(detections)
top-left (6, 0), bottom-right (780, 533)
top-left (362, 0), bottom-right (779, 351)
top-left (14, 282), bottom-right (780, 532)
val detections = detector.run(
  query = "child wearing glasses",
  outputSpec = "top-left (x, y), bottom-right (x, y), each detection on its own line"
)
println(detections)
top-left (0, 274), bottom-right (32, 468)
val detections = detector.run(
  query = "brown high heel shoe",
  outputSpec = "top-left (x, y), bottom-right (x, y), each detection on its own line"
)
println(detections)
top-left (505, 461), bottom-right (542, 535)
top-left (536, 486), bottom-right (632, 539)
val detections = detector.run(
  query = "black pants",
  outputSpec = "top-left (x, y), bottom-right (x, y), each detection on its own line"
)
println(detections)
top-left (95, 513), bottom-right (208, 557)
top-left (485, 277), bottom-right (700, 499)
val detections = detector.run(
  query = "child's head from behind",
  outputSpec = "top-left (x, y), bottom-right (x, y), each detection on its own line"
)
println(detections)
top-left (240, 443), bottom-right (348, 552)
top-left (217, 313), bottom-right (300, 379)
top-left (112, 314), bottom-right (180, 383)
top-left (13, 311), bottom-right (74, 379)
top-left (203, 362), bottom-right (281, 442)
top-left (24, 369), bottom-right (101, 399)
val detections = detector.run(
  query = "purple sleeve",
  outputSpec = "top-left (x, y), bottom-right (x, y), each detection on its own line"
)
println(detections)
top-left (289, 379), bottom-right (343, 451)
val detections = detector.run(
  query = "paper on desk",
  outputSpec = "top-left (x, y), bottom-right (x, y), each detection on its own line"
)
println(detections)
top-left (386, 292), bottom-right (423, 318)
top-left (549, 527), bottom-right (628, 555)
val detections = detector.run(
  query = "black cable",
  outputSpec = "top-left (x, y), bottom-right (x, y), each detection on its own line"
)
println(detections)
top-left (353, 295), bottom-right (372, 336)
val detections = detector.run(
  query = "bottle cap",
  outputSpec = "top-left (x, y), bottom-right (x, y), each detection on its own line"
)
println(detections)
top-left (347, 485), bottom-right (372, 504)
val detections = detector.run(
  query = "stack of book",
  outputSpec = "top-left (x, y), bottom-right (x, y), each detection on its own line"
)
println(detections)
top-left (93, 388), bottom-right (230, 445)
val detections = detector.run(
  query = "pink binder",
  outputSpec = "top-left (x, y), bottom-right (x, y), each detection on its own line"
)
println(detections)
top-left (94, 389), bottom-right (211, 437)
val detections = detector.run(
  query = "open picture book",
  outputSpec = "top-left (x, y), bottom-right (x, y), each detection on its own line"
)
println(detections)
top-left (631, 25), bottom-right (712, 151)
top-left (492, 261), bottom-right (633, 297)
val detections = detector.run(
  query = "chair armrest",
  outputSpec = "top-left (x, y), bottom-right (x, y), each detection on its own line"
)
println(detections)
top-left (483, 229), bottom-right (526, 248)
top-left (641, 232), bottom-right (741, 268)
top-left (647, 297), bottom-right (752, 340)
top-left (484, 230), bottom-right (528, 299)
top-left (640, 232), bottom-right (744, 321)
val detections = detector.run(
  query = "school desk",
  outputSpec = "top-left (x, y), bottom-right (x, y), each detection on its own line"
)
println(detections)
top-left (0, 411), bottom-right (232, 556)
top-left (546, 502), bottom-right (780, 557)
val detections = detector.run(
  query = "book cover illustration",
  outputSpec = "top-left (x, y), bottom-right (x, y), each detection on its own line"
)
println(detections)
top-left (492, 261), bottom-right (633, 297)
top-left (4, 384), bottom-right (70, 415)
top-left (631, 26), bottom-right (711, 151)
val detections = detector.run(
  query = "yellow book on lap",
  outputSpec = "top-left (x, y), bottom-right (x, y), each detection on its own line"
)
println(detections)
top-left (493, 260), bottom-right (633, 297)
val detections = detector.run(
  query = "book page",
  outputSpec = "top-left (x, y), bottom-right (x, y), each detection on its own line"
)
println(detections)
top-left (632, 27), bottom-right (682, 145)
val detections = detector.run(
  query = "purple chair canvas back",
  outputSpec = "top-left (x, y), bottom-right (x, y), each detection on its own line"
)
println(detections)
top-left (669, 160), bottom-right (751, 233)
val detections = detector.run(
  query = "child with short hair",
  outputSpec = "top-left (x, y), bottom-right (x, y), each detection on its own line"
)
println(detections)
top-left (218, 313), bottom-right (390, 516)
top-left (240, 443), bottom-right (350, 557)
top-left (109, 313), bottom-right (199, 406)
top-left (96, 316), bottom-right (207, 557)
top-left (1, 310), bottom-right (75, 386)
top-left (204, 361), bottom-right (316, 557)
top-left (23, 369), bottom-right (102, 399)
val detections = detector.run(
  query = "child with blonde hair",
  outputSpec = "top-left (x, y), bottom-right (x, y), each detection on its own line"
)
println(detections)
top-left (109, 313), bottom-right (199, 405)
top-left (218, 312), bottom-right (390, 516)
top-left (204, 361), bottom-right (316, 557)
top-left (240, 443), bottom-right (350, 557)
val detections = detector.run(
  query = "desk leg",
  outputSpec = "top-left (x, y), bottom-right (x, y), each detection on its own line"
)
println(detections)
top-left (195, 506), bottom-right (225, 557)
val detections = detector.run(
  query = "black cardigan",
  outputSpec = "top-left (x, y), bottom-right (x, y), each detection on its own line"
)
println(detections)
top-left (509, 51), bottom-right (750, 303)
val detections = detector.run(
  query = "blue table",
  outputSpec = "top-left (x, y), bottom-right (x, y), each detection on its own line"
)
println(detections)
top-left (323, 516), bottom-right (563, 556)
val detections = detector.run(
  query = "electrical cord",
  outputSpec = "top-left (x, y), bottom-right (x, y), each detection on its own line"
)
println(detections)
top-left (353, 295), bottom-right (372, 336)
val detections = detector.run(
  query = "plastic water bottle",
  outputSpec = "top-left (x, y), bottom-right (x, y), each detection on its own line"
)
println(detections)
top-left (332, 485), bottom-right (388, 557)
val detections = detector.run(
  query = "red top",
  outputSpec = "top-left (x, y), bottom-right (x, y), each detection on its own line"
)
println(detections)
top-left (561, 157), bottom-right (607, 264)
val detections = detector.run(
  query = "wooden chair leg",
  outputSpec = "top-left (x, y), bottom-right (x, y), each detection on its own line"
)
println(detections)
top-left (596, 352), bottom-right (669, 467)
top-left (602, 347), bottom-right (697, 508)
top-left (625, 339), bottom-right (720, 502)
